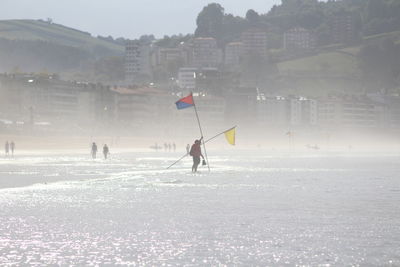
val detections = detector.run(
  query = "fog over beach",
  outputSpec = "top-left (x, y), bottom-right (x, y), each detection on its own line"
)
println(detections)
top-left (1, 0), bottom-right (400, 265)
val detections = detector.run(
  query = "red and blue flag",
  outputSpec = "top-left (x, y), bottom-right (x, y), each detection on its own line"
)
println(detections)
top-left (175, 93), bottom-right (194, 109)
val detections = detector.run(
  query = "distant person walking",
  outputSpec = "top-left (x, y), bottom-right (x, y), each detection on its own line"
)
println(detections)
top-left (10, 141), bottom-right (15, 156)
top-left (186, 144), bottom-right (190, 154)
top-left (103, 144), bottom-right (109, 159)
top-left (189, 138), bottom-right (204, 173)
top-left (91, 142), bottom-right (98, 159)
top-left (173, 143), bottom-right (176, 152)
top-left (5, 141), bottom-right (9, 156)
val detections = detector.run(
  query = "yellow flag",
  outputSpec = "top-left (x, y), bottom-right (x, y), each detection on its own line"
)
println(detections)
top-left (224, 127), bottom-right (236, 145)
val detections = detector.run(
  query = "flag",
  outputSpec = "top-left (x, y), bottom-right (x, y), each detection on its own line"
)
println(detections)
top-left (224, 127), bottom-right (236, 145)
top-left (175, 93), bottom-right (194, 109)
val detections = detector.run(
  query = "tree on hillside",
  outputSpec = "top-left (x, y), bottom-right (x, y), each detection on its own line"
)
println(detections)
top-left (246, 9), bottom-right (261, 27)
top-left (195, 3), bottom-right (224, 41)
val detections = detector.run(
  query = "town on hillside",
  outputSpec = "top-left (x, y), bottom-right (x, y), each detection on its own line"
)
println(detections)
top-left (1, 0), bottom-right (400, 140)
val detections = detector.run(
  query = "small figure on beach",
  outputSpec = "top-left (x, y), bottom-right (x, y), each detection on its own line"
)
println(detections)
top-left (10, 141), bottom-right (15, 156)
top-left (189, 138), bottom-right (204, 173)
top-left (164, 143), bottom-right (168, 152)
top-left (186, 144), bottom-right (190, 154)
top-left (173, 143), bottom-right (176, 152)
top-left (91, 142), bottom-right (98, 159)
top-left (5, 141), bottom-right (9, 156)
top-left (103, 144), bottom-right (109, 159)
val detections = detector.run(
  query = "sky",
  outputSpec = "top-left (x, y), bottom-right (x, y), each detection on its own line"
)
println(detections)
top-left (0, 0), bottom-right (280, 39)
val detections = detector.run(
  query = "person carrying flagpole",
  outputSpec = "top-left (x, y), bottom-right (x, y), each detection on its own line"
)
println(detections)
top-left (175, 93), bottom-right (211, 172)
top-left (189, 138), bottom-right (205, 172)
top-left (166, 126), bottom-right (236, 170)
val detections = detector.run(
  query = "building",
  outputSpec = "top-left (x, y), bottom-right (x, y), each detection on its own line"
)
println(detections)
top-left (153, 46), bottom-right (188, 68)
top-left (224, 42), bottom-right (244, 69)
top-left (256, 95), bottom-right (287, 127)
top-left (177, 67), bottom-right (220, 92)
top-left (331, 13), bottom-right (355, 44)
top-left (255, 94), bottom-right (317, 128)
top-left (300, 97), bottom-right (318, 126)
top-left (241, 28), bottom-right (267, 57)
top-left (192, 37), bottom-right (222, 68)
top-left (0, 74), bottom-right (108, 132)
top-left (125, 41), bottom-right (152, 83)
top-left (178, 68), bottom-right (197, 90)
top-left (111, 86), bottom-right (173, 135)
top-left (318, 95), bottom-right (384, 129)
top-left (283, 27), bottom-right (316, 51)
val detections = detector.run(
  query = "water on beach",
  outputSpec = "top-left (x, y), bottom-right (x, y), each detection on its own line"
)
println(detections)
top-left (0, 151), bottom-right (399, 266)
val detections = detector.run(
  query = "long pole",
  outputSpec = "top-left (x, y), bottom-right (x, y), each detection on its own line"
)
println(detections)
top-left (166, 126), bottom-right (235, 169)
top-left (166, 152), bottom-right (189, 170)
top-left (193, 103), bottom-right (211, 172)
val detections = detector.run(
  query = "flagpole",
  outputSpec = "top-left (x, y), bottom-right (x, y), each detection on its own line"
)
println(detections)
top-left (193, 102), bottom-right (211, 172)
top-left (166, 152), bottom-right (189, 169)
top-left (166, 126), bottom-right (236, 170)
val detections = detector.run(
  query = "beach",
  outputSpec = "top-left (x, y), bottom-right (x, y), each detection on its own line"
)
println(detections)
top-left (1, 150), bottom-right (400, 265)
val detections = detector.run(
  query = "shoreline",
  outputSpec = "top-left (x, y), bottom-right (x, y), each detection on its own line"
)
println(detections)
top-left (1, 150), bottom-right (400, 190)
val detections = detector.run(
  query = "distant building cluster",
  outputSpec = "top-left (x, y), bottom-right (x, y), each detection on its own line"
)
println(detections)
top-left (1, 74), bottom-right (400, 138)
top-left (122, 12), bottom-right (357, 87)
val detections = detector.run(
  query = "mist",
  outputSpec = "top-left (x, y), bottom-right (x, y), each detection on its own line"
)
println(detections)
top-left (1, 0), bottom-right (400, 266)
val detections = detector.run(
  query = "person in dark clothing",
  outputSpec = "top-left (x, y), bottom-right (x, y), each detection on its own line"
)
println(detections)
top-left (103, 144), bottom-right (109, 159)
top-left (189, 138), bottom-right (204, 173)
top-left (91, 142), bottom-right (98, 159)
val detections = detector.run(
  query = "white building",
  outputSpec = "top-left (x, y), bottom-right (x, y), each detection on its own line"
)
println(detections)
top-left (256, 95), bottom-right (317, 128)
top-left (177, 67), bottom-right (219, 91)
top-left (318, 96), bottom-right (384, 129)
top-left (177, 68), bottom-right (197, 90)
top-left (256, 95), bottom-right (287, 127)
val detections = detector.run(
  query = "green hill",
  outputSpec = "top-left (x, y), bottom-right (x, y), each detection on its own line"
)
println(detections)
top-left (0, 19), bottom-right (123, 54)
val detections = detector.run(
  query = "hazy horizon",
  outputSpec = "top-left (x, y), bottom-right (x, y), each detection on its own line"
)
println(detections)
top-left (0, 0), bottom-right (280, 39)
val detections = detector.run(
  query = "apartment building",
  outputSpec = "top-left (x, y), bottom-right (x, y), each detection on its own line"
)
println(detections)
top-left (241, 28), bottom-right (267, 57)
top-left (284, 27), bottom-right (316, 51)
top-left (192, 37), bottom-right (222, 68)
top-left (224, 42), bottom-right (244, 69)
top-left (125, 41), bottom-right (152, 83)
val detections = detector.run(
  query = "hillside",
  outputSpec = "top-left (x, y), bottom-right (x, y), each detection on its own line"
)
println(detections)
top-left (278, 31), bottom-right (400, 75)
top-left (0, 20), bottom-right (123, 54)
top-left (0, 20), bottom-right (125, 81)
top-left (275, 31), bottom-right (400, 96)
